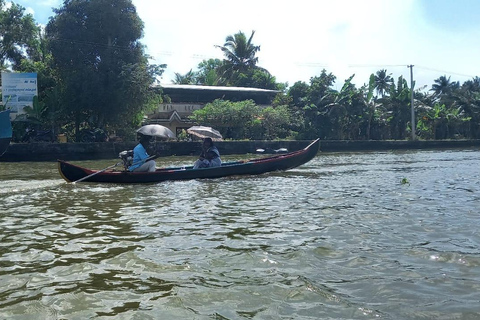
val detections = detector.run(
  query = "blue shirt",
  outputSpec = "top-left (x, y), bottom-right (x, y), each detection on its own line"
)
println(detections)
top-left (129, 143), bottom-right (150, 171)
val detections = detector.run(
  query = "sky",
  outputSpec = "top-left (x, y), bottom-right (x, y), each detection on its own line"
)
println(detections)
top-left (7, 0), bottom-right (480, 91)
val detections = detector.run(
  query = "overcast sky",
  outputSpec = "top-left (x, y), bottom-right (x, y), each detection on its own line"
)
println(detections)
top-left (8, 0), bottom-right (480, 90)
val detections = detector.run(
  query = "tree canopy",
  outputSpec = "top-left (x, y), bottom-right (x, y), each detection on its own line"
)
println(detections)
top-left (46, 0), bottom-right (164, 134)
top-left (0, 0), bottom-right (39, 70)
top-left (3, 5), bottom-right (480, 142)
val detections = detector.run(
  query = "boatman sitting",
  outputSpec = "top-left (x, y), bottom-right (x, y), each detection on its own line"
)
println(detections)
top-left (129, 134), bottom-right (156, 172)
top-left (193, 138), bottom-right (221, 169)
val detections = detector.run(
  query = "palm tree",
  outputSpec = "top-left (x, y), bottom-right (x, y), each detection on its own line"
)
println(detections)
top-left (431, 75), bottom-right (459, 97)
top-left (431, 75), bottom-right (460, 116)
top-left (453, 89), bottom-right (480, 138)
top-left (374, 69), bottom-right (393, 97)
top-left (362, 74), bottom-right (379, 139)
top-left (195, 58), bottom-right (223, 85)
top-left (172, 69), bottom-right (197, 84)
top-left (322, 75), bottom-right (355, 139)
top-left (462, 76), bottom-right (480, 93)
top-left (215, 31), bottom-right (267, 84)
top-left (378, 76), bottom-right (411, 139)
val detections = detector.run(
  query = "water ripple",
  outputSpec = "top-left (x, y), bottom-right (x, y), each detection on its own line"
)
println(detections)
top-left (1, 150), bottom-right (480, 318)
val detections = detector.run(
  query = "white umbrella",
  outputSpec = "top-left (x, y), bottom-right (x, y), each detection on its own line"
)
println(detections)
top-left (136, 124), bottom-right (175, 138)
top-left (187, 126), bottom-right (223, 141)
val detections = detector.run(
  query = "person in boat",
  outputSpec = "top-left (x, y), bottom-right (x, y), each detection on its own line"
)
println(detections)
top-left (129, 133), bottom-right (157, 172)
top-left (193, 137), bottom-right (221, 169)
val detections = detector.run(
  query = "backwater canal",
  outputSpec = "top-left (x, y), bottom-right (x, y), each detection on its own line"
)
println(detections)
top-left (0, 149), bottom-right (479, 319)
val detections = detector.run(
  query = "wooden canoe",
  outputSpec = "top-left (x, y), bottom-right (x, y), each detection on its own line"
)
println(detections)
top-left (58, 138), bottom-right (320, 184)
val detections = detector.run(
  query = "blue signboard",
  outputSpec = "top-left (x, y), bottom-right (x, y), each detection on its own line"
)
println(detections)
top-left (1, 72), bottom-right (38, 119)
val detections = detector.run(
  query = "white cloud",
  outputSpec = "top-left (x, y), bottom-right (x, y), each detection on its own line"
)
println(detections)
top-left (134, 0), bottom-right (425, 87)
top-left (9, 0), bottom-right (480, 89)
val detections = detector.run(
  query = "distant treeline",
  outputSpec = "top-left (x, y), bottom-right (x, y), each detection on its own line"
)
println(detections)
top-left (1, 0), bottom-right (479, 141)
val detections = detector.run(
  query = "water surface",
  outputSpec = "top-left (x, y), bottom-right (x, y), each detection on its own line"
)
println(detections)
top-left (0, 149), bottom-right (479, 319)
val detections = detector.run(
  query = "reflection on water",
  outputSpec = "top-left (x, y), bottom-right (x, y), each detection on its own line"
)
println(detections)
top-left (0, 149), bottom-right (480, 319)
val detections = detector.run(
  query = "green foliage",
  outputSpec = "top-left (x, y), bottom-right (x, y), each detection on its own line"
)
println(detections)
top-left (196, 59), bottom-right (223, 85)
top-left (234, 69), bottom-right (278, 90)
top-left (453, 88), bottom-right (480, 138)
top-left (173, 69), bottom-right (197, 84)
top-left (0, 0), bottom-right (40, 70)
top-left (214, 30), bottom-right (276, 89)
top-left (377, 76), bottom-right (412, 139)
top-left (289, 70), bottom-right (338, 139)
top-left (172, 59), bottom-right (224, 86)
top-left (260, 105), bottom-right (292, 139)
top-left (374, 69), bottom-right (393, 97)
top-left (177, 129), bottom-right (189, 141)
top-left (46, 0), bottom-right (164, 138)
top-left (189, 99), bottom-right (257, 139)
top-left (215, 31), bottom-right (260, 78)
top-left (23, 95), bottom-right (46, 121)
top-left (189, 99), bottom-right (292, 140)
top-left (416, 103), bottom-right (471, 139)
top-left (4, 7), bottom-right (480, 142)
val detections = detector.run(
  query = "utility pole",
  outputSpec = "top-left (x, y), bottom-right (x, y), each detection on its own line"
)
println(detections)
top-left (407, 65), bottom-right (415, 140)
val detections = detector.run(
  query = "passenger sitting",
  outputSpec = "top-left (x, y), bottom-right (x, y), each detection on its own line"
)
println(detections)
top-left (193, 138), bottom-right (221, 169)
top-left (129, 134), bottom-right (156, 172)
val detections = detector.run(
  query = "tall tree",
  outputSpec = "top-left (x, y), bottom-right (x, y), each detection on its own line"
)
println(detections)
top-left (0, 0), bottom-right (39, 70)
top-left (378, 76), bottom-right (412, 139)
top-left (361, 74), bottom-right (379, 140)
top-left (374, 69), bottom-right (393, 97)
top-left (195, 58), bottom-right (223, 86)
top-left (462, 76), bottom-right (480, 93)
top-left (430, 75), bottom-right (460, 114)
top-left (431, 75), bottom-right (457, 96)
top-left (453, 87), bottom-right (480, 138)
top-left (46, 0), bottom-right (164, 136)
top-left (215, 30), bottom-right (268, 86)
top-left (173, 69), bottom-right (197, 84)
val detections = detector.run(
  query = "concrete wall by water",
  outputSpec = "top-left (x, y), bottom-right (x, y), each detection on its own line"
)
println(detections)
top-left (1, 139), bottom-right (479, 162)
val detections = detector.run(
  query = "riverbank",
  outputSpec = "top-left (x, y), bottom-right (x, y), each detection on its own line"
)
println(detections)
top-left (1, 139), bottom-right (480, 162)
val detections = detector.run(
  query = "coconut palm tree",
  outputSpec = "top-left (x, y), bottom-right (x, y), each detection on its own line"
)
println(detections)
top-left (374, 69), bottom-right (393, 97)
top-left (453, 89), bottom-right (480, 138)
top-left (431, 75), bottom-right (460, 114)
top-left (431, 75), bottom-right (459, 97)
top-left (172, 69), bottom-right (197, 84)
top-left (462, 76), bottom-right (480, 93)
top-left (215, 31), bottom-right (267, 84)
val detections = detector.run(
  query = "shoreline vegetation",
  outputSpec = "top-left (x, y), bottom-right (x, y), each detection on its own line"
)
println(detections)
top-left (1, 2), bottom-right (480, 145)
top-left (1, 139), bottom-right (479, 162)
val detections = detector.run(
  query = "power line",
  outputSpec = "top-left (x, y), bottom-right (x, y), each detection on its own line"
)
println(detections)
top-left (415, 65), bottom-right (477, 79)
top-left (341, 64), bottom-right (478, 79)
top-left (44, 37), bottom-right (480, 80)
top-left (348, 64), bottom-right (407, 68)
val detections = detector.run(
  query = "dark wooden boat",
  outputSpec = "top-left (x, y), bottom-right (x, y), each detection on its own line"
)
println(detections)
top-left (0, 110), bottom-right (12, 157)
top-left (58, 139), bottom-right (320, 183)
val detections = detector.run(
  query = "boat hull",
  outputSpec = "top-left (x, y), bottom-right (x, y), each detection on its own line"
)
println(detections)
top-left (0, 110), bottom-right (12, 157)
top-left (58, 139), bottom-right (320, 183)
